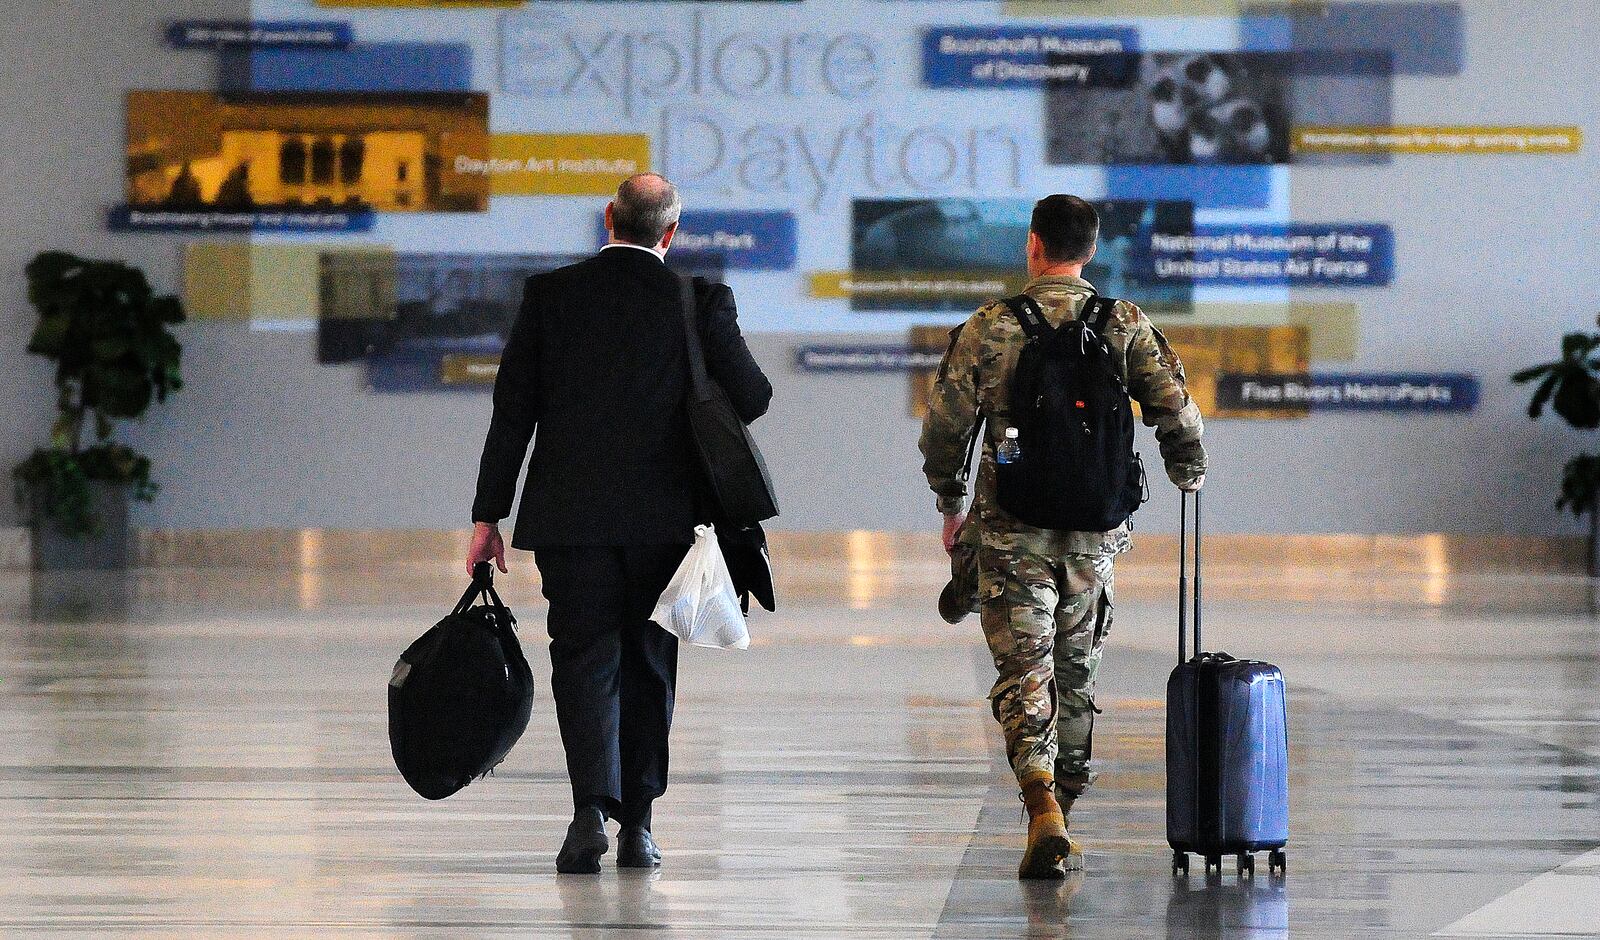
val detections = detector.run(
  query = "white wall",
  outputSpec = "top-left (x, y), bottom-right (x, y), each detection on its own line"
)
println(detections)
top-left (0, 0), bottom-right (248, 526)
top-left (0, 0), bottom-right (1595, 536)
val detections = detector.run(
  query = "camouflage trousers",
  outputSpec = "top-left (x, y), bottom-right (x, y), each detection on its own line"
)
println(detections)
top-left (967, 532), bottom-right (1116, 795)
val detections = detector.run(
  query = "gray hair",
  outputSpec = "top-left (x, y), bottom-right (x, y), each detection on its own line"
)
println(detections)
top-left (610, 172), bottom-right (681, 246)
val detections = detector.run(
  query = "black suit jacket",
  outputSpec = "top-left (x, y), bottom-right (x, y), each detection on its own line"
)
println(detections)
top-left (472, 246), bottom-right (773, 548)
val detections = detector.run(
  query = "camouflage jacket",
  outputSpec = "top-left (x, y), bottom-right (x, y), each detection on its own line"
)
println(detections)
top-left (919, 274), bottom-right (1207, 553)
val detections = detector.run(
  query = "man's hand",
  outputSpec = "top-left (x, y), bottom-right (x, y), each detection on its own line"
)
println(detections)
top-left (467, 521), bottom-right (507, 576)
top-left (1179, 474), bottom-right (1205, 493)
top-left (942, 511), bottom-right (967, 555)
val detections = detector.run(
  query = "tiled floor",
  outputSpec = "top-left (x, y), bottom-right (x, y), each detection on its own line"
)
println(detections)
top-left (1, 548), bottom-right (1597, 937)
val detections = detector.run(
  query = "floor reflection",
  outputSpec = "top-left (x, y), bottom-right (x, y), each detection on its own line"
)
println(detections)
top-left (0, 561), bottom-right (1596, 936)
top-left (1166, 874), bottom-right (1288, 939)
top-left (555, 869), bottom-right (672, 939)
top-left (27, 570), bottom-right (133, 622)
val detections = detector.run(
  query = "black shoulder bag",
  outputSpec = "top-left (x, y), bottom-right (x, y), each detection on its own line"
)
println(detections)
top-left (676, 274), bottom-right (780, 525)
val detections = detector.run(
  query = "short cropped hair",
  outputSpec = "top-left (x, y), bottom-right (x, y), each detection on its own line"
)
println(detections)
top-left (611, 173), bottom-right (682, 246)
top-left (1030, 194), bottom-right (1099, 263)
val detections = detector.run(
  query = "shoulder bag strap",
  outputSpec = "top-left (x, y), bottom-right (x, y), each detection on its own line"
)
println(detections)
top-left (999, 293), bottom-right (1053, 341)
top-left (677, 273), bottom-right (711, 399)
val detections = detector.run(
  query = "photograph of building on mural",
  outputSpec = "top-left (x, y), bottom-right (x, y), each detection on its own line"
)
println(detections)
top-left (125, 90), bottom-right (491, 213)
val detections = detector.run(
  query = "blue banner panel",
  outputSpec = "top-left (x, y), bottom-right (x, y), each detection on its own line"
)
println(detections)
top-left (1132, 224), bottom-right (1393, 287)
top-left (1241, 2), bottom-right (1463, 76)
top-left (367, 350), bottom-right (480, 395)
top-left (166, 20), bottom-right (352, 49)
top-left (218, 42), bottom-right (473, 93)
top-left (1106, 166), bottom-right (1275, 211)
top-left (597, 211), bottom-right (797, 271)
top-left (108, 206), bottom-right (374, 232)
top-left (1218, 373), bottom-right (1479, 412)
top-left (795, 345), bottom-right (945, 373)
top-left (922, 26), bottom-right (1140, 89)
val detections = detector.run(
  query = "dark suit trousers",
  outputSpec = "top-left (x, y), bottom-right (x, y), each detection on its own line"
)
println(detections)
top-left (534, 544), bottom-right (689, 822)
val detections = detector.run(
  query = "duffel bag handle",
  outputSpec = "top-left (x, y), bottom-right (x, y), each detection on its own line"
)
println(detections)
top-left (452, 562), bottom-right (515, 625)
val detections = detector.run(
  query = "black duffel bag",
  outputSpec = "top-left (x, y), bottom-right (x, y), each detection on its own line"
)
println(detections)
top-left (388, 562), bottom-right (534, 800)
top-left (676, 274), bottom-right (780, 526)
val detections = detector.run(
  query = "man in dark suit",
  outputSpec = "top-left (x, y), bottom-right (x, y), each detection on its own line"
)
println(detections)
top-left (467, 173), bottom-right (772, 873)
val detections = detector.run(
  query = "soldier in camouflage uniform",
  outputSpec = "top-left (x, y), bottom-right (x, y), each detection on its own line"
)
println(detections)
top-left (920, 195), bottom-right (1206, 879)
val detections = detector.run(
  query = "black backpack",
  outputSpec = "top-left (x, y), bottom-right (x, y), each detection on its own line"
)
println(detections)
top-left (388, 562), bottom-right (535, 800)
top-left (993, 292), bottom-right (1147, 531)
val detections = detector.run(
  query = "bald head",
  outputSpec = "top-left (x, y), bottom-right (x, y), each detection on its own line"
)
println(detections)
top-left (609, 172), bottom-right (682, 248)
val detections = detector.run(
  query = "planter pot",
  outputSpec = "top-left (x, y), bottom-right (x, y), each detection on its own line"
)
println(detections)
top-left (30, 481), bottom-right (131, 572)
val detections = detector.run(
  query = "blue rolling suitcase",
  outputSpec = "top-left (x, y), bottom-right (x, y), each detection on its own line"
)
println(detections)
top-left (1167, 491), bottom-right (1289, 878)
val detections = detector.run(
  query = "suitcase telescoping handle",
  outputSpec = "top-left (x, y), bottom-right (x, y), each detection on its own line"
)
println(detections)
top-left (1178, 490), bottom-right (1202, 664)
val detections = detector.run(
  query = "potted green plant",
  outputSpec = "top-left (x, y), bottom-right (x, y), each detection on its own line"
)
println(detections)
top-left (13, 251), bottom-right (184, 570)
top-left (1513, 323), bottom-right (1600, 577)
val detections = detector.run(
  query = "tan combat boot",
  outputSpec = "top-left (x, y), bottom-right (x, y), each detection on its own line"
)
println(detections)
top-left (1018, 775), bottom-right (1084, 879)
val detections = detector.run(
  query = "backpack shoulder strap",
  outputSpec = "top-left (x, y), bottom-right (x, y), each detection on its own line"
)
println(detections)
top-left (999, 293), bottom-right (1052, 341)
top-left (1081, 294), bottom-right (1120, 336)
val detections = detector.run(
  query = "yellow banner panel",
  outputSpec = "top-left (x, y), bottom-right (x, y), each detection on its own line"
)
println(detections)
top-left (184, 243), bottom-right (328, 323)
top-left (181, 242), bottom-right (390, 322)
top-left (1004, 0), bottom-right (1246, 14)
top-left (318, 1), bottom-right (523, 7)
top-left (446, 134), bottom-right (651, 196)
top-left (441, 354), bottom-right (502, 385)
top-left (810, 271), bottom-right (1029, 302)
top-left (183, 243), bottom-right (252, 320)
top-left (1150, 303), bottom-right (1359, 362)
top-left (909, 325), bottom-right (954, 419)
top-left (1159, 325), bottom-right (1309, 419)
top-left (1293, 126), bottom-right (1582, 155)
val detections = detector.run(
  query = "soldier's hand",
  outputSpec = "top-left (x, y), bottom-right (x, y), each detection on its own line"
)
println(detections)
top-left (1179, 474), bottom-right (1205, 493)
top-left (941, 512), bottom-right (967, 555)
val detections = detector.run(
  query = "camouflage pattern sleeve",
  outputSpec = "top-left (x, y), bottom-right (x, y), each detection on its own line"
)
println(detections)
top-left (1122, 306), bottom-right (1207, 487)
top-left (919, 309), bottom-right (987, 514)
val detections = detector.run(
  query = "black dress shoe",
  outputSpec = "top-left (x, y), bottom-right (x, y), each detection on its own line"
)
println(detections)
top-left (556, 807), bottom-right (609, 874)
top-left (616, 826), bottom-right (662, 868)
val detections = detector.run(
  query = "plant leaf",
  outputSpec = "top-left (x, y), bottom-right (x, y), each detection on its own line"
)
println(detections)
top-left (26, 314), bottom-right (71, 356)
top-left (1528, 373), bottom-right (1560, 419)
top-left (1512, 363), bottom-right (1555, 384)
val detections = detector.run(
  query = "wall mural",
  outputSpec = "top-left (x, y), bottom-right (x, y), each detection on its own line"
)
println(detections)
top-left (138, 1), bottom-right (1577, 413)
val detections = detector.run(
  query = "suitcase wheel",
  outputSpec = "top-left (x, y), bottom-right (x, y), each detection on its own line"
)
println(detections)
top-left (1204, 854), bottom-right (1223, 876)
top-left (1172, 851), bottom-right (1188, 877)
top-left (1269, 849), bottom-right (1287, 876)
top-left (1238, 853), bottom-right (1254, 878)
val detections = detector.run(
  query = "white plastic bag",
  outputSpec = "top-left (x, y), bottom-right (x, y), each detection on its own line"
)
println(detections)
top-left (650, 525), bottom-right (749, 650)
